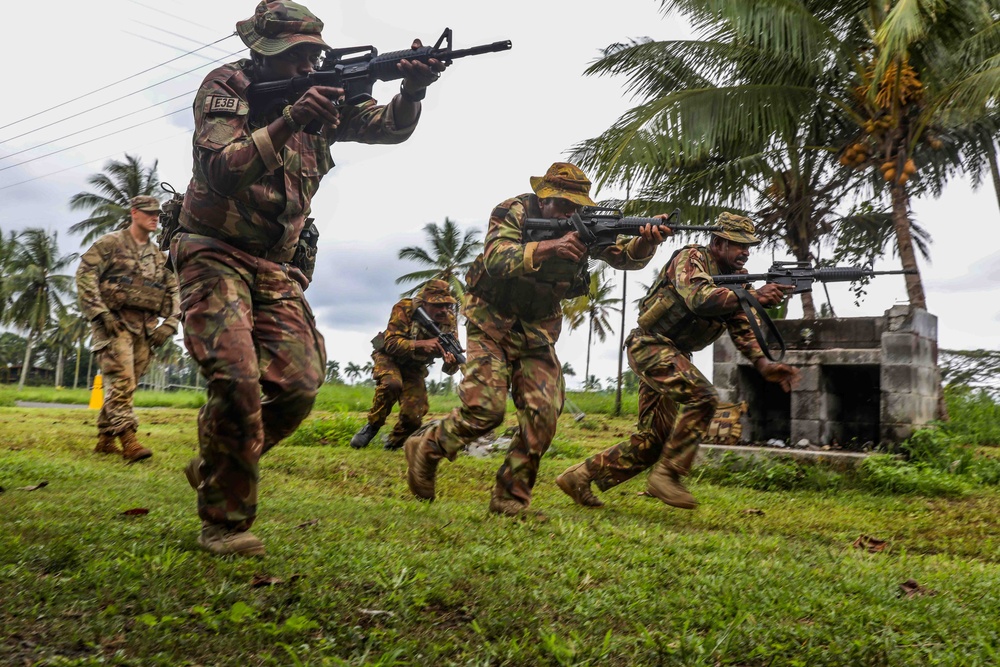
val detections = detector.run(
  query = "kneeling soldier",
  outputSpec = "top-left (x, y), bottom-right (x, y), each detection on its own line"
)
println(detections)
top-left (351, 279), bottom-right (460, 450)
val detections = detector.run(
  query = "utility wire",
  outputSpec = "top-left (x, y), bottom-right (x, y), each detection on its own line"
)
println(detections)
top-left (0, 49), bottom-right (243, 145)
top-left (0, 33), bottom-right (237, 134)
top-left (131, 20), bottom-right (235, 58)
top-left (127, 0), bottom-right (223, 34)
top-left (0, 108), bottom-right (189, 173)
top-left (0, 91), bottom-right (194, 161)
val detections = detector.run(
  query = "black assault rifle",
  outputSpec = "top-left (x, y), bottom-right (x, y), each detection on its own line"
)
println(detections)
top-left (710, 261), bottom-right (916, 362)
top-left (246, 28), bottom-right (512, 134)
top-left (413, 306), bottom-right (466, 366)
top-left (523, 207), bottom-right (721, 250)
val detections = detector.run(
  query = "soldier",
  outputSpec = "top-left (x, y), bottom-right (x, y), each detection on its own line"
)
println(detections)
top-left (174, 0), bottom-right (445, 556)
top-left (403, 162), bottom-right (674, 516)
top-left (555, 213), bottom-right (800, 510)
top-left (350, 279), bottom-right (460, 451)
top-left (76, 195), bottom-right (180, 463)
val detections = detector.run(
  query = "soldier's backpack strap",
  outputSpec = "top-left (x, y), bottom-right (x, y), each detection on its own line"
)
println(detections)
top-left (729, 285), bottom-right (786, 362)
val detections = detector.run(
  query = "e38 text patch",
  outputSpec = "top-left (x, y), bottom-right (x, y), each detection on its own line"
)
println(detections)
top-left (204, 96), bottom-right (248, 115)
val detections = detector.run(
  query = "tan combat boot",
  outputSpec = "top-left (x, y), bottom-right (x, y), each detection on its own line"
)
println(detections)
top-left (198, 523), bottom-right (265, 557)
top-left (487, 483), bottom-right (528, 516)
top-left (555, 462), bottom-right (604, 508)
top-left (184, 457), bottom-right (204, 490)
top-left (646, 461), bottom-right (697, 509)
top-left (404, 428), bottom-right (442, 501)
top-left (119, 429), bottom-right (152, 463)
top-left (94, 432), bottom-right (121, 455)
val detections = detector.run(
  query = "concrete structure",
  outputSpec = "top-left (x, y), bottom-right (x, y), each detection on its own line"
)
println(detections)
top-left (713, 306), bottom-right (941, 448)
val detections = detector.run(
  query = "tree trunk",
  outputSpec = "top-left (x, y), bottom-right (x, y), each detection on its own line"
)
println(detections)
top-left (87, 351), bottom-right (94, 388)
top-left (585, 321), bottom-right (593, 391)
top-left (17, 333), bottom-right (35, 390)
top-left (614, 272), bottom-right (627, 416)
top-left (988, 140), bottom-right (1000, 216)
top-left (890, 182), bottom-right (927, 309)
top-left (55, 348), bottom-right (65, 387)
top-left (73, 339), bottom-right (82, 389)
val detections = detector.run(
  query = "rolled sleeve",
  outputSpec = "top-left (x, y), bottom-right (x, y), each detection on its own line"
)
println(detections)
top-left (251, 127), bottom-right (283, 173)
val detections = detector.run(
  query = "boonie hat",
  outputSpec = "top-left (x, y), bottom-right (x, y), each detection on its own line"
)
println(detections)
top-left (712, 212), bottom-right (760, 245)
top-left (237, 0), bottom-right (330, 57)
top-left (529, 162), bottom-right (597, 208)
top-left (417, 279), bottom-right (458, 305)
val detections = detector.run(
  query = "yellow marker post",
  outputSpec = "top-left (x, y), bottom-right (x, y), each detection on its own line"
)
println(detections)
top-left (88, 374), bottom-right (104, 410)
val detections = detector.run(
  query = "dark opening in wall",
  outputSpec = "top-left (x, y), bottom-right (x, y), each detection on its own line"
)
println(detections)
top-left (822, 365), bottom-right (880, 446)
top-left (738, 366), bottom-right (791, 443)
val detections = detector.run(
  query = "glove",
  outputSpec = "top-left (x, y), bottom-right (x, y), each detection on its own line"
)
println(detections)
top-left (99, 313), bottom-right (122, 336)
top-left (149, 325), bottom-right (174, 347)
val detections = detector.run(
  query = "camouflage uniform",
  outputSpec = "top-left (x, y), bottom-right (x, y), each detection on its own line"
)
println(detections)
top-left (405, 164), bottom-right (658, 511)
top-left (176, 1), bottom-right (421, 532)
top-left (363, 281), bottom-right (459, 449)
top-left (571, 214), bottom-right (766, 501)
top-left (76, 215), bottom-right (180, 443)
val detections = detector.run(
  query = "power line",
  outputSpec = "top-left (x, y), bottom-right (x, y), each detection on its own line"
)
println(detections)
top-left (0, 91), bottom-right (194, 161)
top-left (126, 0), bottom-right (224, 35)
top-left (0, 33), bottom-right (237, 134)
top-left (0, 49), bottom-right (243, 145)
top-left (131, 20), bottom-right (235, 58)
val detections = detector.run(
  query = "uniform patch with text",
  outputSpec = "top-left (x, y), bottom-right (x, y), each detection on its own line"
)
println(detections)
top-left (204, 96), bottom-right (248, 115)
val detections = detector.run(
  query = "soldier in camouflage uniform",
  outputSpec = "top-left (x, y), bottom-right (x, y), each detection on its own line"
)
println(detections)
top-left (174, 0), bottom-right (445, 556)
top-left (555, 213), bottom-right (800, 510)
top-left (403, 163), bottom-right (675, 516)
top-left (76, 195), bottom-right (180, 463)
top-left (350, 279), bottom-right (460, 450)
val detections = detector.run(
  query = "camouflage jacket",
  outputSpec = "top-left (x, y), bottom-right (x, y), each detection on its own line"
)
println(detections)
top-left (376, 298), bottom-right (459, 375)
top-left (464, 193), bottom-right (656, 348)
top-left (636, 244), bottom-right (763, 360)
top-left (76, 230), bottom-right (180, 350)
top-left (179, 60), bottom-right (418, 263)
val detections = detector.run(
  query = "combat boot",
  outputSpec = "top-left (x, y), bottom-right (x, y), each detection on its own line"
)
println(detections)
top-left (646, 461), bottom-right (697, 509)
top-left (184, 457), bottom-right (204, 490)
top-left (197, 523), bottom-right (265, 557)
top-left (488, 483), bottom-right (528, 516)
top-left (94, 432), bottom-right (121, 455)
top-left (350, 423), bottom-right (380, 449)
top-left (555, 462), bottom-right (604, 508)
top-left (404, 428), bottom-right (442, 501)
top-left (119, 428), bottom-right (152, 463)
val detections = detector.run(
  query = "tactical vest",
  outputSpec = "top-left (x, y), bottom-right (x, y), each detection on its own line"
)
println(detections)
top-left (98, 238), bottom-right (170, 313)
top-left (466, 194), bottom-right (590, 321)
top-left (372, 299), bottom-right (455, 364)
top-left (635, 244), bottom-right (728, 352)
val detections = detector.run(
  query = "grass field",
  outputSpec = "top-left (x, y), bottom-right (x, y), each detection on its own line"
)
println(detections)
top-left (2, 394), bottom-right (999, 666)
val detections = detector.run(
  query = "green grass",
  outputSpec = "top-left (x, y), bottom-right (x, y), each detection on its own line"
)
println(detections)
top-left (3, 405), bottom-right (1000, 666)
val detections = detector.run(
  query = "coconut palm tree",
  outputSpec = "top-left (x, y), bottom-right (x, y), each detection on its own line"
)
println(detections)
top-left (344, 362), bottom-right (362, 384)
top-left (573, 0), bottom-right (1000, 312)
top-left (396, 218), bottom-right (482, 300)
top-left (48, 306), bottom-right (87, 388)
top-left (0, 227), bottom-right (19, 320)
top-left (3, 229), bottom-right (77, 389)
top-left (564, 271), bottom-right (621, 391)
top-left (68, 154), bottom-right (159, 245)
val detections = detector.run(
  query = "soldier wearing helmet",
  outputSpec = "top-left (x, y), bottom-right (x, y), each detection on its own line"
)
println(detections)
top-left (350, 279), bottom-right (460, 451)
top-left (403, 162), bottom-right (675, 517)
top-left (76, 195), bottom-right (180, 463)
top-left (174, 1), bottom-right (445, 557)
top-left (555, 212), bottom-right (800, 512)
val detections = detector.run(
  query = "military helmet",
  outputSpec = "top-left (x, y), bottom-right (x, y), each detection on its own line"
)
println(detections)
top-left (237, 0), bottom-right (330, 56)
top-left (417, 279), bottom-right (457, 305)
top-left (712, 212), bottom-right (760, 246)
top-left (130, 195), bottom-right (161, 213)
top-left (529, 162), bottom-right (597, 208)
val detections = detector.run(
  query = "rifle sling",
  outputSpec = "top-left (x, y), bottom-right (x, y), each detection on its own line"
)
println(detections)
top-left (731, 286), bottom-right (786, 362)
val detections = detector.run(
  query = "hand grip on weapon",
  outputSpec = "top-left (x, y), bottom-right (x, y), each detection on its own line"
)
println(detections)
top-left (288, 85), bottom-right (344, 130)
top-left (534, 231), bottom-right (588, 264)
top-left (633, 215), bottom-right (676, 255)
top-left (755, 359), bottom-right (801, 393)
top-left (397, 38), bottom-right (446, 97)
top-left (99, 313), bottom-right (122, 336)
top-left (753, 282), bottom-right (794, 307)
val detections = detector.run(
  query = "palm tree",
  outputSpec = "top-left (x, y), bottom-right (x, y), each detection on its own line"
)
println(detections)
top-left (0, 227), bottom-right (19, 321)
top-left (564, 271), bottom-right (621, 391)
top-left (68, 154), bottom-right (159, 245)
top-left (573, 0), bottom-right (1000, 312)
top-left (48, 307), bottom-right (86, 388)
top-left (3, 229), bottom-right (77, 389)
top-left (396, 218), bottom-right (482, 300)
top-left (344, 362), bottom-right (362, 384)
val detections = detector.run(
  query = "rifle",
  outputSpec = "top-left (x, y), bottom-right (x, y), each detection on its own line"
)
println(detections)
top-left (247, 28), bottom-right (512, 134)
top-left (413, 306), bottom-right (466, 366)
top-left (710, 261), bottom-right (916, 362)
top-left (523, 207), bottom-right (721, 250)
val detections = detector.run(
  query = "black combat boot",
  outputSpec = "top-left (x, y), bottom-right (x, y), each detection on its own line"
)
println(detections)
top-left (350, 423), bottom-right (380, 449)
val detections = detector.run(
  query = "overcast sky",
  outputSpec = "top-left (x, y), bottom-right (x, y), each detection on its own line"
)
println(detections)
top-left (1, 0), bottom-right (996, 390)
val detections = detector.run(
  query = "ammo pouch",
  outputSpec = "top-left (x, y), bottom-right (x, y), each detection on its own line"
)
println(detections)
top-left (157, 183), bottom-right (184, 263)
top-left (371, 331), bottom-right (386, 352)
top-left (99, 275), bottom-right (167, 312)
top-left (291, 219), bottom-right (319, 282)
top-left (704, 402), bottom-right (747, 445)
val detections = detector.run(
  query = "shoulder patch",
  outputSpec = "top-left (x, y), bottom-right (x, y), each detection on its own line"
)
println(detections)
top-left (490, 206), bottom-right (510, 220)
top-left (204, 96), bottom-right (248, 115)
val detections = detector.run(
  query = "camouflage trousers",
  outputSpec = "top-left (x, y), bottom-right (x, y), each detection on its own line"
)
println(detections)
top-left (367, 352), bottom-right (429, 448)
top-left (173, 234), bottom-right (326, 531)
top-left (96, 328), bottom-right (152, 436)
top-left (587, 330), bottom-right (719, 490)
top-left (414, 321), bottom-right (563, 505)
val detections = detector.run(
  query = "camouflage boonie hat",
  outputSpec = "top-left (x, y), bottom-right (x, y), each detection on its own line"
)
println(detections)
top-left (130, 195), bottom-right (161, 213)
top-left (529, 162), bottom-right (597, 208)
top-left (712, 212), bottom-right (760, 245)
top-left (237, 0), bottom-right (330, 56)
top-left (417, 279), bottom-right (457, 305)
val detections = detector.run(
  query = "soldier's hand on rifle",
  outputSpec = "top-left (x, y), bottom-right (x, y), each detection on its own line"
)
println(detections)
top-left (441, 348), bottom-right (457, 366)
top-left (535, 232), bottom-right (588, 264)
top-left (99, 313), bottom-right (122, 336)
top-left (398, 39), bottom-right (446, 98)
top-left (634, 218), bottom-right (675, 255)
top-left (415, 339), bottom-right (441, 355)
top-left (290, 86), bottom-right (344, 129)
top-left (756, 359), bottom-right (801, 393)
top-left (149, 325), bottom-right (174, 348)
top-left (754, 282), bottom-right (794, 307)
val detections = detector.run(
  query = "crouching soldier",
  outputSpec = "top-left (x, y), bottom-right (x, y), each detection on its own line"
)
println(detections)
top-left (351, 279), bottom-right (460, 450)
